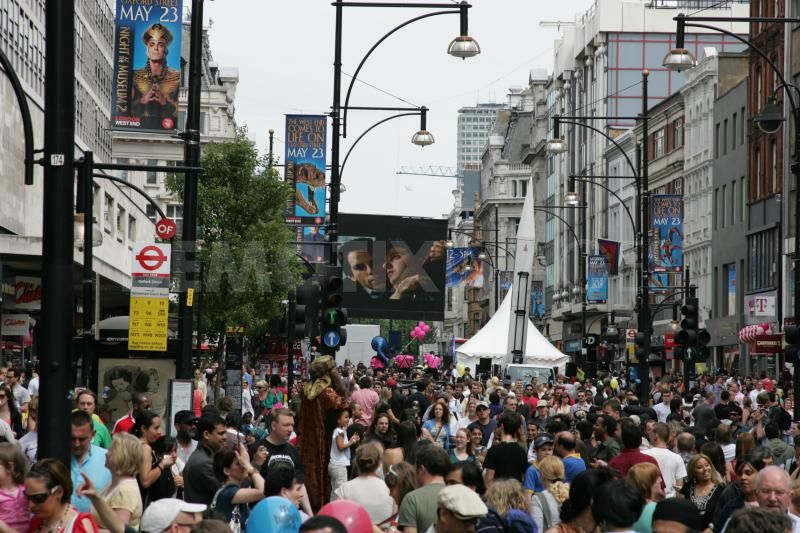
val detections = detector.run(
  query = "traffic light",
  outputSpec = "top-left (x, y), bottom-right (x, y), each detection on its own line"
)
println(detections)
top-left (634, 331), bottom-right (650, 362)
top-left (319, 265), bottom-right (347, 352)
top-left (677, 297), bottom-right (699, 348)
top-left (294, 280), bottom-right (320, 338)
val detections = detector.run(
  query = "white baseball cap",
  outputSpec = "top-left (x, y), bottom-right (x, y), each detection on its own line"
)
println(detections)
top-left (140, 499), bottom-right (206, 533)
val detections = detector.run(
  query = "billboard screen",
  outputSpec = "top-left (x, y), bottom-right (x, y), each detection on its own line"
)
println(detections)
top-left (285, 115), bottom-right (327, 224)
top-left (111, 1), bottom-right (184, 132)
top-left (446, 247), bottom-right (484, 288)
top-left (338, 214), bottom-right (447, 320)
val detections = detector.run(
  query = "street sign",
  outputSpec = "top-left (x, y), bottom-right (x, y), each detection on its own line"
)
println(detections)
top-left (131, 243), bottom-right (171, 297)
top-left (155, 218), bottom-right (177, 240)
top-left (128, 296), bottom-right (169, 351)
top-left (584, 335), bottom-right (597, 347)
top-left (626, 329), bottom-right (637, 343)
top-left (323, 329), bottom-right (341, 348)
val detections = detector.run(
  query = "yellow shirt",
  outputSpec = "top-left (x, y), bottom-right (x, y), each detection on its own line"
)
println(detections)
top-left (92, 478), bottom-right (142, 529)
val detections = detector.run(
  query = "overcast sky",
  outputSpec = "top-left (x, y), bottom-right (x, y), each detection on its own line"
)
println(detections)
top-left (203, 1), bottom-right (593, 219)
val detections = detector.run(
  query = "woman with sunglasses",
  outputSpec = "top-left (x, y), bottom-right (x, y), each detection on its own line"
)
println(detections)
top-left (0, 384), bottom-right (23, 439)
top-left (26, 458), bottom-right (99, 533)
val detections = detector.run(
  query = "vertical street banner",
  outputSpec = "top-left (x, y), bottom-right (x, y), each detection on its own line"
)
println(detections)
top-left (728, 265), bottom-right (736, 314)
top-left (598, 239), bottom-right (621, 275)
top-left (285, 115), bottom-right (327, 224)
top-left (445, 247), bottom-right (484, 288)
top-left (530, 280), bottom-right (545, 319)
top-left (651, 194), bottom-right (683, 272)
top-left (111, 0), bottom-right (184, 132)
top-left (587, 255), bottom-right (608, 304)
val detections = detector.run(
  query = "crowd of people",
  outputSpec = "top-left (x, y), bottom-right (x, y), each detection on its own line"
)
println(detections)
top-left (1, 362), bottom-right (800, 532)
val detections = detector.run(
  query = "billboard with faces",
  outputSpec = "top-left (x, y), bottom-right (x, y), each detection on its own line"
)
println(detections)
top-left (338, 214), bottom-right (447, 320)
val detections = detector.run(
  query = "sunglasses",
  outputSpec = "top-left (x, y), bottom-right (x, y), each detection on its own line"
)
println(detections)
top-left (25, 486), bottom-right (58, 504)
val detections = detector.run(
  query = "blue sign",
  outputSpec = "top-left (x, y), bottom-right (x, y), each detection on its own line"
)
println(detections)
top-left (651, 195), bottom-right (683, 272)
top-left (587, 255), bottom-right (608, 304)
top-left (285, 115), bottom-right (328, 222)
top-left (323, 329), bottom-right (341, 348)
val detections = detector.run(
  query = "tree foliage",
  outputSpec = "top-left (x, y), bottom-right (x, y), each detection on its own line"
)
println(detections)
top-left (167, 128), bottom-right (301, 339)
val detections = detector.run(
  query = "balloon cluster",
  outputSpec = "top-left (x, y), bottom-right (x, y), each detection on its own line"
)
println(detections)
top-left (394, 354), bottom-right (415, 369)
top-left (423, 353), bottom-right (442, 369)
top-left (410, 321), bottom-right (430, 341)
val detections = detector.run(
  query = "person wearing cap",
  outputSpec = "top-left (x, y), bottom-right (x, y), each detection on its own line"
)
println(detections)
top-left (524, 433), bottom-right (555, 493)
top-left (173, 410), bottom-right (198, 465)
top-left (140, 498), bottom-right (205, 533)
top-left (531, 400), bottom-right (551, 429)
top-left (467, 401), bottom-right (497, 448)
top-left (423, 483), bottom-right (487, 533)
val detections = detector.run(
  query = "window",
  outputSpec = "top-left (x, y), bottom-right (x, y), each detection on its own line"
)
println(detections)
top-left (104, 193), bottom-right (113, 232)
top-left (741, 176), bottom-right (747, 224)
top-left (654, 129), bottom-right (665, 158)
top-left (446, 287), bottom-right (453, 312)
top-left (731, 113), bottom-right (737, 150)
top-left (116, 205), bottom-right (125, 237)
top-left (741, 107), bottom-right (746, 145)
top-left (673, 118), bottom-right (683, 148)
top-left (755, 148), bottom-right (762, 198)
top-left (747, 228), bottom-right (779, 291)
top-left (771, 140), bottom-right (778, 194)
top-left (116, 158), bottom-right (130, 181)
top-left (167, 204), bottom-right (183, 235)
top-left (146, 159), bottom-right (158, 185)
top-left (714, 123), bottom-right (720, 158)
top-left (146, 205), bottom-right (157, 225)
top-left (731, 179), bottom-right (737, 225)
top-left (128, 215), bottom-right (136, 242)
top-left (723, 119), bottom-right (728, 155)
top-left (714, 188), bottom-right (720, 230)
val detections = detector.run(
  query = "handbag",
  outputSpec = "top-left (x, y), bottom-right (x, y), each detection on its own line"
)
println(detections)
top-left (212, 485), bottom-right (243, 533)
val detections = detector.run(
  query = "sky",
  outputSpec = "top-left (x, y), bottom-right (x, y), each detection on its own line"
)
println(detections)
top-left (203, 1), bottom-right (594, 219)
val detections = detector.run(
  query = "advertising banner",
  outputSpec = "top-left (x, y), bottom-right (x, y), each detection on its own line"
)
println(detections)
top-left (587, 255), bottom-right (608, 304)
top-left (285, 115), bottom-right (327, 224)
top-left (111, 0), bottom-right (184, 132)
top-left (727, 265), bottom-right (736, 314)
top-left (14, 276), bottom-right (42, 310)
top-left (651, 194), bottom-right (683, 272)
top-left (598, 239), bottom-right (621, 275)
top-left (338, 214), bottom-right (447, 320)
top-left (499, 271), bottom-right (513, 303)
top-left (445, 247), bottom-right (484, 288)
top-left (1, 314), bottom-right (29, 337)
top-left (300, 226), bottom-right (327, 264)
top-left (531, 281), bottom-right (545, 319)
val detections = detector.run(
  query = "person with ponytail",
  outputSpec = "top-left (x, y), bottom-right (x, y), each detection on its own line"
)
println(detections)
top-left (532, 455), bottom-right (571, 532)
top-left (547, 467), bottom-right (619, 533)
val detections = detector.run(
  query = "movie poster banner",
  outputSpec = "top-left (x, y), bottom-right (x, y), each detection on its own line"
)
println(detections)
top-left (531, 280), bottom-right (545, 319)
top-left (111, 0), bottom-right (184, 132)
top-left (446, 247), bottom-right (484, 288)
top-left (598, 239), bottom-right (621, 275)
top-left (651, 194), bottom-right (683, 272)
top-left (285, 115), bottom-right (327, 224)
top-left (300, 226), bottom-right (327, 264)
top-left (587, 255), bottom-right (608, 304)
top-left (338, 214), bottom-right (447, 321)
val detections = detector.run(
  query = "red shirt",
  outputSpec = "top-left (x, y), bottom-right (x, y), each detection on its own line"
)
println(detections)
top-left (608, 448), bottom-right (663, 480)
top-left (520, 395), bottom-right (539, 410)
top-left (112, 412), bottom-right (134, 434)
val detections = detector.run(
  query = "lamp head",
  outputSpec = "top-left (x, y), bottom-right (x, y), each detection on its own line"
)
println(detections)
top-left (448, 2), bottom-right (480, 59)
top-left (662, 48), bottom-right (696, 72)
top-left (564, 191), bottom-right (579, 206)
top-left (411, 130), bottom-right (435, 146)
top-left (546, 138), bottom-right (568, 154)
top-left (754, 97), bottom-right (785, 134)
top-left (445, 240), bottom-right (455, 248)
top-left (478, 250), bottom-right (488, 261)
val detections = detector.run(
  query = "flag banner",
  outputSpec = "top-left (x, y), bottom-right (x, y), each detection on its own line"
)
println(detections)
top-left (587, 255), bottom-right (608, 304)
top-left (598, 239), bottom-right (621, 275)
top-left (285, 115), bottom-right (327, 224)
top-left (445, 247), bottom-right (484, 288)
top-left (111, 0), bottom-right (184, 132)
top-left (531, 280), bottom-right (545, 319)
top-left (651, 194), bottom-right (683, 272)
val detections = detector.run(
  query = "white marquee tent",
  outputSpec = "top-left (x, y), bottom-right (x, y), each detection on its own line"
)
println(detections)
top-left (456, 290), bottom-right (568, 373)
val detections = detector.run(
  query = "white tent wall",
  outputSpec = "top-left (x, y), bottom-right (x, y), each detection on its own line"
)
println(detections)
top-left (455, 290), bottom-right (568, 374)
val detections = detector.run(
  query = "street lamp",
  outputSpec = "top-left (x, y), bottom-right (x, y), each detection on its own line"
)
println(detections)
top-left (411, 107), bottom-right (435, 146)
top-left (329, 1), bottom-right (478, 258)
top-left (564, 178), bottom-right (579, 206)
top-left (664, 12), bottom-right (800, 413)
top-left (662, 18), bottom-right (696, 72)
top-left (546, 115), bottom-right (568, 154)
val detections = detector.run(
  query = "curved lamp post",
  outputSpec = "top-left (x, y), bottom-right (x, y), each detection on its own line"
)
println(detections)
top-left (664, 13), bottom-right (800, 414)
top-left (329, 1), bottom-right (479, 261)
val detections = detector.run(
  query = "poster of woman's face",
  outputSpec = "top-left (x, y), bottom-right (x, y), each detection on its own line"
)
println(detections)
top-left (97, 358), bottom-right (175, 422)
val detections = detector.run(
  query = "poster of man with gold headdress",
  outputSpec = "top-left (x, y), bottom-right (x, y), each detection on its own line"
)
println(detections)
top-left (111, 0), bottom-right (183, 132)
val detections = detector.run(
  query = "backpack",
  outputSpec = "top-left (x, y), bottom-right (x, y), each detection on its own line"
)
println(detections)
top-left (534, 491), bottom-right (553, 531)
top-left (477, 508), bottom-right (538, 533)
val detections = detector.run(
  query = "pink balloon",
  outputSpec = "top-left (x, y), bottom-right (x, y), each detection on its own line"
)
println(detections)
top-left (418, 321), bottom-right (426, 328)
top-left (318, 500), bottom-right (373, 533)
top-left (422, 324), bottom-right (431, 333)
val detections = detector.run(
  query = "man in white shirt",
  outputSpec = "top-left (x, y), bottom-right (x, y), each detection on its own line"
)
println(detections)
top-left (750, 380), bottom-right (764, 406)
top-left (643, 422), bottom-right (686, 498)
top-left (653, 386), bottom-right (672, 423)
top-left (5, 368), bottom-right (30, 413)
